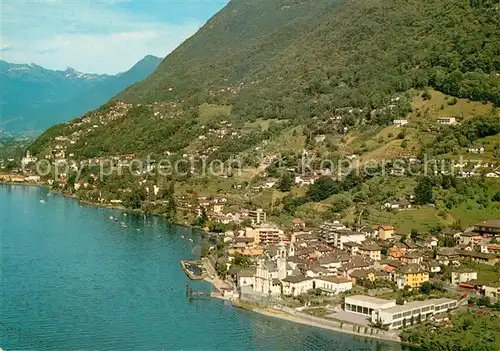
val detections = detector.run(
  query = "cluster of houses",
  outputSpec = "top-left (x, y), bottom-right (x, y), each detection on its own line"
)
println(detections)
top-left (220, 215), bottom-right (500, 309)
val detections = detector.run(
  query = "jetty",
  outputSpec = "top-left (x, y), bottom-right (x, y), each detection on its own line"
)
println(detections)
top-left (180, 260), bottom-right (204, 280)
top-left (185, 282), bottom-right (211, 303)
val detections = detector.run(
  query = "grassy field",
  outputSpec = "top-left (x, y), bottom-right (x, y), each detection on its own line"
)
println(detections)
top-left (198, 103), bottom-right (231, 122)
top-left (410, 89), bottom-right (494, 122)
top-left (367, 207), bottom-right (447, 234)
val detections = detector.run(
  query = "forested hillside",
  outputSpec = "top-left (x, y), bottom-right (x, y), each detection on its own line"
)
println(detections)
top-left (118, 0), bottom-right (500, 117)
top-left (27, 0), bottom-right (500, 230)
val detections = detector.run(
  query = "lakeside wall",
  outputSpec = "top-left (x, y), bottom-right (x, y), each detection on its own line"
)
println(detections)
top-left (233, 299), bottom-right (399, 343)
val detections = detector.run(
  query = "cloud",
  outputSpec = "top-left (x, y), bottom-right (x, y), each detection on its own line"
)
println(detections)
top-left (0, 44), bottom-right (13, 52)
top-left (0, 1), bottom-right (204, 73)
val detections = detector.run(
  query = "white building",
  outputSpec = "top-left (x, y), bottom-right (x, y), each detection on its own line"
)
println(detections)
top-left (344, 295), bottom-right (396, 317)
top-left (393, 119), bottom-right (408, 127)
top-left (281, 276), bottom-right (313, 296)
top-left (248, 208), bottom-right (266, 224)
top-left (314, 276), bottom-right (352, 294)
top-left (451, 269), bottom-right (477, 286)
top-left (335, 231), bottom-right (366, 250)
top-left (373, 298), bottom-right (457, 329)
top-left (437, 117), bottom-right (457, 125)
top-left (21, 151), bottom-right (37, 167)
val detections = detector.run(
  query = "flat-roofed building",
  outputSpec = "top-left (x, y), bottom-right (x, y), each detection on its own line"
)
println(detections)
top-left (372, 298), bottom-right (457, 330)
top-left (248, 208), bottom-right (266, 224)
top-left (344, 295), bottom-right (396, 316)
top-left (245, 225), bottom-right (284, 245)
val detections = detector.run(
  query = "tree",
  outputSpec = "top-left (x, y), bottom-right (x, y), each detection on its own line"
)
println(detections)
top-left (492, 192), bottom-right (500, 202)
top-left (410, 229), bottom-right (419, 241)
top-left (216, 262), bottom-right (227, 279)
top-left (381, 247), bottom-right (388, 257)
top-left (420, 281), bottom-right (433, 294)
top-left (200, 243), bottom-right (211, 258)
top-left (164, 182), bottom-right (177, 219)
top-left (414, 176), bottom-right (434, 205)
top-left (124, 187), bottom-right (146, 209)
top-left (233, 253), bottom-right (252, 267)
top-left (192, 208), bottom-right (209, 227)
top-left (306, 176), bottom-right (342, 202)
top-left (278, 171), bottom-right (293, 192)
top-left (208, 222), bottom-right (227, 233)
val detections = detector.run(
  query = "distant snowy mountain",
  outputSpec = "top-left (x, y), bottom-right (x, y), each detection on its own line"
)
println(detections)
top-left (0, 55), bottom-right (162, 134)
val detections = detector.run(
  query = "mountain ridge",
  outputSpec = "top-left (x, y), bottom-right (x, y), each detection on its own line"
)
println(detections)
top-left (0, 55), bottom-right (163, 134)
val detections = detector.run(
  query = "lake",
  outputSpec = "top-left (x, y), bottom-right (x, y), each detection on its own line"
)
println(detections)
top-left (0, 184), bottom-right (417, 350)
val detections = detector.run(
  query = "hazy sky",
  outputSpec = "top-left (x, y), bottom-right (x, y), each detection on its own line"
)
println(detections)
top-left (1, 0), bottom-right (229, 74)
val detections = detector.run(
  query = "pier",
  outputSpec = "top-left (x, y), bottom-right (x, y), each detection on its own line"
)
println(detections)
top-left (185, 282), bottom-right (211, 303)
top-left (180, 260), bottom-right (204, 280)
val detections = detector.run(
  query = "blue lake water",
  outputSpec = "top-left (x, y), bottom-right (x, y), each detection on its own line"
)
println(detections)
top-left (0, 185), bottom-right (418, 350)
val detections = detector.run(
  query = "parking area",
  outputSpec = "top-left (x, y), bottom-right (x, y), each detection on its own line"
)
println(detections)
top-left (325, 308), bottom-right (371, 326)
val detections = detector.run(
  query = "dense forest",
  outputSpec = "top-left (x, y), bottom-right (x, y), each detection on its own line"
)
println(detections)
top-left (118, 0), bottom-right (500, 117)
top-left (400, 311), bottom-right (500, 351)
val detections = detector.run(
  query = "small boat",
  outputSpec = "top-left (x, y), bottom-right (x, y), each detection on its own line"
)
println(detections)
top-left (109, 216), bottom-right (114, 220)
top-left (157, 234), bottom-right (161, 238)
top-left (180, 235), bottom-right (184, 239)
top-left (121, 224), bottom-right (128, 228)
top-left (188, 238), bottom-right (193, 242)
top-left (123, 213), bottom-right (127, 216)
top-left (39, 199), bottom-right (46, 204)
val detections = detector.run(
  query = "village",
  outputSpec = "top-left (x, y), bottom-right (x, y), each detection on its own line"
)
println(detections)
top-left (194, 210), bottom-right (500, 333)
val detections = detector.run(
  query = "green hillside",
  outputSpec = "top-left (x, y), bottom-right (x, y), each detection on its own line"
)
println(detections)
top-left (118, 0), bottom-right (500, 113)
top-left (26, 0), bottom-right (500, 229)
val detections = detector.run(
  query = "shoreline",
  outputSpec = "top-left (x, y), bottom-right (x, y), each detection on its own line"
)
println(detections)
top-left (231, 300), bottom-right (404, 344)
top-left (0, 181), bottom-right (206, 232)
top-left (2, 181), bottom-right (413, 347)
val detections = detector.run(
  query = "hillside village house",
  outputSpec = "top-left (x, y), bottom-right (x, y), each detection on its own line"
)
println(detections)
top-left (473, 220), bottom-right (500, 236)
top-left (282, 276), bottom-right (314, 296)
top-left (396, 264), bottom-right (429, 288)
top-left (457, 250), bottom-right (500, 265)
top-left (378, 225), bottom-right (395, 240)
top-left (358, 242), bottom-right (382, 261)
top-left (343, 241), bottom-right (360, 255)
top-left (314, 276), bottom-right (353, 295)
top-left (459, 232), bottom-right (483, 246)
top-left (334, 231), bottom-right (366, 250)
top-left (294, 175), bottom-right (317, 187)
top-left (468, 146), bottom-right (484, 154)
top-left (21, 151), bottom-right (37, 167)
top-left (437, 117), bottom-right (457, 125)
top-left (400, 252), bottom-right (424, 265)
top-left (435, 248), bottom-right (461, 266)
top-left (393, 119), bottom-right (408, 127)
top-left (451, 269), bottom-right (478, 286)
top-left (484, 282), bottom-right (500, 302)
